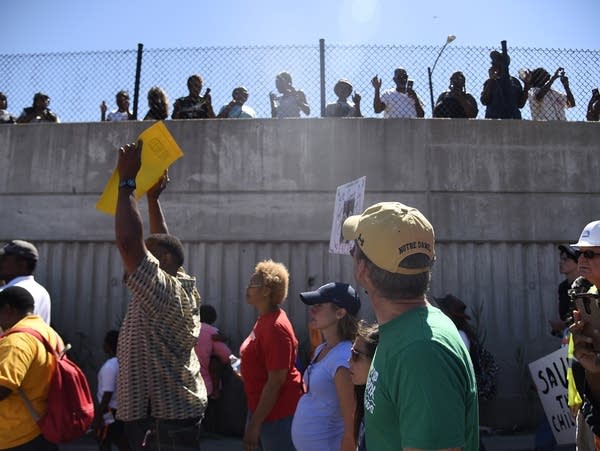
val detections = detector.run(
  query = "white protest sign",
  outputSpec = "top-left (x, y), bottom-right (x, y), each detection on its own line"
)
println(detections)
top-left (329, 177), bottom-right (366, 255)
top-left (528, 347), bottom-right (575, 445)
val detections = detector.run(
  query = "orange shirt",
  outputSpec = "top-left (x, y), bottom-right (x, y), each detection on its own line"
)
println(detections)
top-left (0, 316), bottom-right (61, 448)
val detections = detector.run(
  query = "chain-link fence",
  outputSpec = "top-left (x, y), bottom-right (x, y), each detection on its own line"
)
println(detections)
top-left (1, 41), bottom-right (598, 122)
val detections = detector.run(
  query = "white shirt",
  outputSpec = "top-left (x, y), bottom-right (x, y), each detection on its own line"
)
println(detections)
top-left (528, 87), bottom-right (568, 121)
top-left (0, 275), bottom-right (51, 324)
top-left (380, 89), bottom-right (424, 118)
top-left (106, 110), bottom-right (130, 121)
top-left (97, 357), bottom-right (119, 410)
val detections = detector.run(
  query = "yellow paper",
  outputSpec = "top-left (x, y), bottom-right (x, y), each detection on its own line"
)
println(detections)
top-left (95, 121), bottom-right (184, 215)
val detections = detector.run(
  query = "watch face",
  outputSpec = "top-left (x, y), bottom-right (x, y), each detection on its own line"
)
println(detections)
top-left (119, 179), bottom-right (136, 188)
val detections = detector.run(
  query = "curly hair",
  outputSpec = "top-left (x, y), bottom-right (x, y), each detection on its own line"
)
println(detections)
top-left (254, 259), bottom-right (289, 305)
top-left (147, 86), bottom-right (169, 120)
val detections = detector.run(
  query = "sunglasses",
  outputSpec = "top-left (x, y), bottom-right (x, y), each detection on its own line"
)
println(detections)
top-left (350, 347), bottom-right (370, 362)
top-left (580, 250), bottom-right (600, 260)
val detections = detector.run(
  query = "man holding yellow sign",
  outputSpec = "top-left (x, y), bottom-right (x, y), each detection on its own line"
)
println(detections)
top-left (114, 141), bottom-right (206, 450)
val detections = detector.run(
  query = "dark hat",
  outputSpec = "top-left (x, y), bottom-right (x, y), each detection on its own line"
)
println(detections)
top-left (300, 282), bottom-right (360, 316)
top-left (558, 244), bottom-right (580, 261)
top-left (0, 240), bottom-right (39, 261)
top-left (436, 294), bottom-right (471, 320)
top-left (33, 92), bottom-right (50, 101)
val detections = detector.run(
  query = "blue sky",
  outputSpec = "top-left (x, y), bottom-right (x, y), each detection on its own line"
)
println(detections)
top-left (2, 0), bottom-right (598, 54)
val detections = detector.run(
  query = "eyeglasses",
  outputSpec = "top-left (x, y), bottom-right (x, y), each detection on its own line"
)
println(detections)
top-left (350, 347), bottom-right (370, 362)
top-left (580, 250), bottom-right (600, 260)
top-left (246, 283), bottom-right (263, 289)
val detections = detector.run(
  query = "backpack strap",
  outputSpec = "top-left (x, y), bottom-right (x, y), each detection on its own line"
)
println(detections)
top-left (0, 327), bottom-right (63, 422)
top-left (4, 327), bottom-right (62, 357)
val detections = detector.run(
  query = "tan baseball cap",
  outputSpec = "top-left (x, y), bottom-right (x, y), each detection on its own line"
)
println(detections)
top-left (342, 202), bottom-right (435, 275)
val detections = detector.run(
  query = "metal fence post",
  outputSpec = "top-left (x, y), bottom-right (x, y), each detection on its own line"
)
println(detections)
top-left (319, 38), bottom-right (326, 117)
top-left (133, 43), bottom-right (144, 120)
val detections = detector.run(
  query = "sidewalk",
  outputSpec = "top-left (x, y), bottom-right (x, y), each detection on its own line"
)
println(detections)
top-left (60, 433), bottom-right (242, 450)
top-left (481, 433), bottom-right (575, 451)
top-left (61, 433), bottom-right (576, 451)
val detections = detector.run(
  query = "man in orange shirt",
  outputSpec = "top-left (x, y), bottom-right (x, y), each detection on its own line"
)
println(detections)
top-left (0, 286), bottom-right (62, 450)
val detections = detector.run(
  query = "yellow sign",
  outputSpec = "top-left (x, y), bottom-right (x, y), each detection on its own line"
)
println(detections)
top-left (96, 121), bottom-right (184, 215)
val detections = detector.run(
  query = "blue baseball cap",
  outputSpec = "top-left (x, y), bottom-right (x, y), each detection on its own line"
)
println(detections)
top-left (299, 282), bottom-right (360, 316)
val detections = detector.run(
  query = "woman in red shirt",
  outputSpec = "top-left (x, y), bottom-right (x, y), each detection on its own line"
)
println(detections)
top-left (239, 260), bottom-right (303, 451)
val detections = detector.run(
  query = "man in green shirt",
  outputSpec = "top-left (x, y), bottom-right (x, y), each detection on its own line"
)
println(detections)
top-left (343, 202), bottom-right (479, 451)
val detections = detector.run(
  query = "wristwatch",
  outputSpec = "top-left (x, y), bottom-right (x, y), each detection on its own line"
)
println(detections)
top-left (119, 178), bottom-right (136, 189)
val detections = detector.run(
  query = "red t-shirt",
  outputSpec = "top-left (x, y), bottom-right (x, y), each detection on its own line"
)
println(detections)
top-left (240, 309), bottom-right (303, 421)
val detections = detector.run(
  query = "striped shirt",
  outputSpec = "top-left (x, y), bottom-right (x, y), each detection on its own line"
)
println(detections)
top-left (116, 253), bottom-right (206, 421)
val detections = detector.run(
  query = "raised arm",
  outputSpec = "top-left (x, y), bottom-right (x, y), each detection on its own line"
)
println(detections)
top-left (147, 171), bottom-right (170, 235)
top-left (203, 90), bottom-right (216, 118)
top-left (295, 90), bottom-right (311, 116)
top-left (480, 67), bottom-right (497, 106)
top-left (115, 141), bottom-right (147, 274)
top-left (571, 311), bottom-right (600, 402)
top-left (352, 92), bottom-right (363, 118)
top-left (269, 92), bottom-right (278, 118)
top-left (408, 89), bottom-right (425, 118)
top-left (561, 74), bottom-right (576, 108)
top-left (371, 76), bottom-right (385, 113)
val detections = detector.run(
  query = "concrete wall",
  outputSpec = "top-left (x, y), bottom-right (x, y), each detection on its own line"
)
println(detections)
top-left (1, 118), bottom-right (599, 427)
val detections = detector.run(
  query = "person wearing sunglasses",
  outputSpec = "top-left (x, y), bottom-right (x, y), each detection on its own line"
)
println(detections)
top-left (239, 260), bottom-right (302, 451)
top-left (570, 220), bottom-right (600, 448)
top-left (552, 245), bottom-right (581, 337)
top-left (349, 321), bottom-right (379, 451)
top-left (291, 282), bottom-right (360, 451)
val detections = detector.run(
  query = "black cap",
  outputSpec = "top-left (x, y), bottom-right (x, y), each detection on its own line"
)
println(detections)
top-left (558, 244), bottom-right (579, 262)
top-left (0, 240), bottom-right (39, 261)
top-left (299, 282), bottom-right (360, 316)
top-left (436, 294), bottom-right (471, 321)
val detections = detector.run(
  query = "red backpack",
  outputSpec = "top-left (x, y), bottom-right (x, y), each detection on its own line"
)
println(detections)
top-left (2, 327), bottom-right (95, 444)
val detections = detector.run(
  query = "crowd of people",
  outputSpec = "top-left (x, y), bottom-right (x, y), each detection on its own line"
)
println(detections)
top-left (0, 143), bottom-right (485, 451)
top-left (2, 45), bottom-right (600, 124)
top-left (2, 140), bottom-right (600, 451)
top-left (0, 70), bottom-right (599, 448)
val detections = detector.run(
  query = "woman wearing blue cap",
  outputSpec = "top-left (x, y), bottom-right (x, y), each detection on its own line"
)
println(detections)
top-left (291, 282), bottom-right (360, 451)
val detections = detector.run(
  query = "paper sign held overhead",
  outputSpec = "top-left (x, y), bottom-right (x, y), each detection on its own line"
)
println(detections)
top-left (95, 121), bottom-right (184, 215)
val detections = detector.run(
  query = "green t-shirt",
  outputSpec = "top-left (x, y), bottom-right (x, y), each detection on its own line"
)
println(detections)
top-left (364, 304), bottom-right (479, 450)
